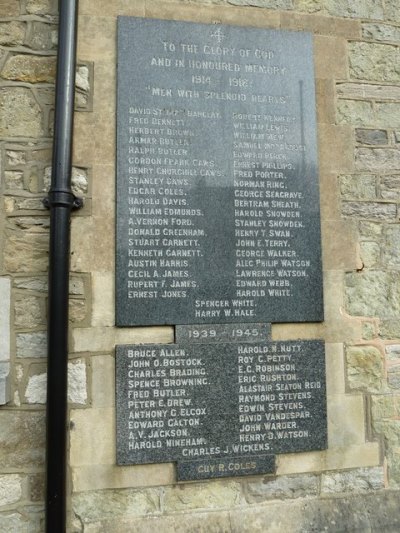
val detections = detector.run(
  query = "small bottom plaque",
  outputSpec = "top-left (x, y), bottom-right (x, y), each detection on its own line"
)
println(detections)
top-left (177, 455), bottom-right (275, 481)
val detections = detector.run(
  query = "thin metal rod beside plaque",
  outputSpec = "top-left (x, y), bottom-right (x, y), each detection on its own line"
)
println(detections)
top-left (116, 17), bottom-right (323, 326)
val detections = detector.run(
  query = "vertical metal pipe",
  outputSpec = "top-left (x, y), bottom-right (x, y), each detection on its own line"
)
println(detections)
top-left (45, 0), bottom-right (80, 531)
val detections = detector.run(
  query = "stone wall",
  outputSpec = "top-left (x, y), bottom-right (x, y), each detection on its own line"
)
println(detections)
top-left (1, 0), bottom-right (400, 531)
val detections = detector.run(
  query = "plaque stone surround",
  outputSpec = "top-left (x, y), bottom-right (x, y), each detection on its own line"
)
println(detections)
top-left (116, 17), bottom-right (323, 326)
top-left (116, 339), bottom-right (326, 479)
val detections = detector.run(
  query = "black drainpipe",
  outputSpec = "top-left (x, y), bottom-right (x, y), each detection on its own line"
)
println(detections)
top-left (44, 0), bottom-right (81, 531)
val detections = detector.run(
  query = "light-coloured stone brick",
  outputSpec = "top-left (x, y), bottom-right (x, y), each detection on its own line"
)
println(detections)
top-left (321, 467), bottom-right (384, 493)
top-left (339, 174), bottom-right (376, 199)
top-left (356, 148), bottom-right (400, 172)
top-left (362, 23), bottom-right (400, 43)
top-left (349, 42), bottom-right (400, 82)
top-left (14, 295), bottom-right (43, 328)
top-left (16, 331), bottom-right (47, 358)
top-left (25, 0), bottom-right (57, 15)
top-left (346, 271), bottom-right (400, 318)
top-left (245, 474), bottom-right (318, 502)
top-left (0, 411), bottom-right (45, 468)
top-left (73, 488), bottom-right (161, 523)
top-left (375, 103), bottom-right (400, 129)
top-left (163, 481), bottom-right (244, 512)
top-left (346, 345), bottom-right (384, 392)
top-left (360, 241), bottom-right (380, 268)
top-left (0, 474), bottom-right (22, 507)
top-left (337, 99), bottom-right (374, 126)
top-left (2, 55), bottom-right (56, 83)
top-left (294, 0), bottom-right (384, 20)
top-left (0, 21), bottom-right (25, 46)
top-left (0, 278), bottom-right (10, 363)
top-left (91, 355), bottom-right (114, 408)
top-left (337, 82), bottom-right (400, 100)
top-left (383, 226), bottom-right (400, 268)
top-left (0, 363), bottom-right (10, 405)
top-left (4, 233), bottom-right (48, 273)
top-left (341, 201), bottom-right (396, 220)
top-left (0, 88), bottom-right (43, 138)
top-left (380, 176), bottom-right (400, 201)
top-left (25, 361), bottom-right (87, 404)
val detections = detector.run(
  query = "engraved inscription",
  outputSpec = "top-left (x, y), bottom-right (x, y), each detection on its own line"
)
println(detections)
top-left (116, 18), bottom-right (323, 325)
top-left (116, 340), bottom-right (326, 465)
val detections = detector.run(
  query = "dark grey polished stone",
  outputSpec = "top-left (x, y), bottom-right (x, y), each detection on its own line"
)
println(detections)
top-left (116, 17), bottom-right (323, 326)
top-left (177, 454), bottom-right (275, 480)
top-left (175, 323), bottom-right (271, 343)
top-left (116, 340), bottom-right (326, 474)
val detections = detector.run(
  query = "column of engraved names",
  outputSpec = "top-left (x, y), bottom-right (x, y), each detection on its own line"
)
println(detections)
top-left (236, 343), bottom-right (321, 451)
top-left (126, 346), bottom-right (210, 459)
top-left (233, 112), bottom-right (310, 299)
top-left (125, 107), bottom-right (206, 301)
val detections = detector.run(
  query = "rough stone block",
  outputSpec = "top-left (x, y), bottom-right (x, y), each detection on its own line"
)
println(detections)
top-left (336, 100), bottom-right (374, 126)
top-left (72, 488), bottom-right (161, 523)
top-left (25, 0), bottom-right (57, 15)
top-left (4, 233), bottom-right (48, 273)
top-left (346, 346), bottom-right (384, 392)
top-left (245, 474), bottom-right (318, 502)
top-left (362, 22), bottom-right (400, 42)
top-left (2, 55), bottom-right (56, 83)
top-left (294, 0), bottom-right (383, 20)
top-left (383, 226), bottom-right (400, 267)
top-left (26, 21), bottom-right (57, 50)
top-left (339, 174), bottom-right (377, 199)
top-left (0, 474), bottom-right (23, 506)
top-left (16, 331), bottom-right (47, 358)
top-left (371, 394), bottom-right (400, 421)
top-left (321, 467), bottom-right (384, 493)
top-left (0, 411), bottom-right (45, 468)
top-left (388, 365), bottom-right (400, 389)
top-left (14, 295), bottom-right (43, 328)
top-left (163, 481), bottom-right (243, 512)
top-left (380, 321), bottom-right (400, 339)
top-left (360, 241), bottom-right (380, 268)
top-left (341, 201), bottom-right (396, 220)
top-left (0, 363), bottom-right (10, 405)
top-left (375, 103), bottom-right (400, 129)
top-left (337, 82), bottom-right (400, 100)
top-left (380, 176), bottom-right (400, 200)
top-left (349, 42), bottom-right (400, 82)
top-left (0, 278), bottom-right (10, 363)
top-left (385, 0), bottom-right (400, 23)
top-left (0, 21), bottom-right (25, 46)
top-left (0, 0), bottom-right (20, 16)
top-left (356, 148), bottom-right (400, 172)
top-left (359, 221), bottom-right (382, 239)
top-left (24, 361), bottom-right (87, 404)
top-left (386, 345), bottom-right (400, 360)
top-left (355, 129), bottom-right (388, 145)
top-left (345, 271), bottom-right (400, 318)
top-left (0, 88), bottom-right (43, 138)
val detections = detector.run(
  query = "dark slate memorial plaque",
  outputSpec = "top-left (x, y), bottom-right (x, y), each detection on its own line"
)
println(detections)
top-left (116, 340), bottom-right (326, 478)
top-left (116, 17), bottom-right (323, 326)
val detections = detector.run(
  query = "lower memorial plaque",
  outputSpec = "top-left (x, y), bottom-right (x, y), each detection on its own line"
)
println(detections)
top-left (116, 339), bottom-right (326, 479)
